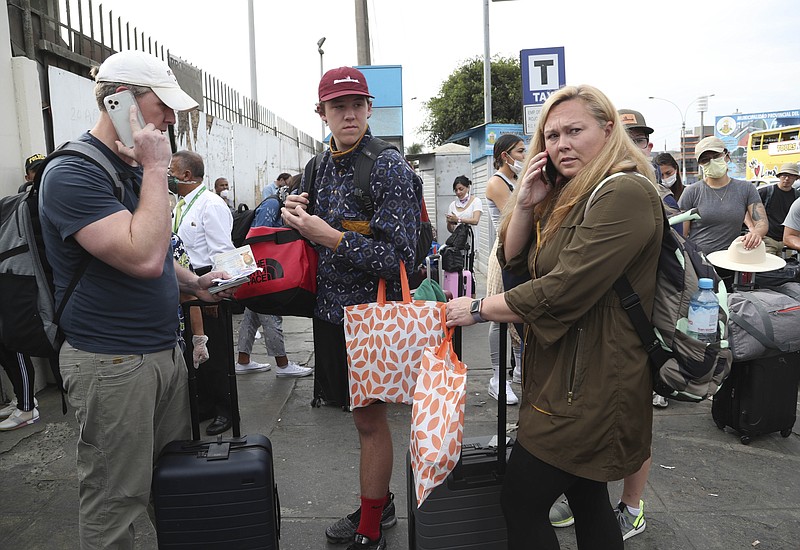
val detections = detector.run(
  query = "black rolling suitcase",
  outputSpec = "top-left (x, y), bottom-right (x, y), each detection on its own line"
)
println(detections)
top-left (712, 351), bottom-right (800, 445)
top-left (152, 300), bottom-right (280, 549)
top-left (407, 324), bottom-right (512, 549)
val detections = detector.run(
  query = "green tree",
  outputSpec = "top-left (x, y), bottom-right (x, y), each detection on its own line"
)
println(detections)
top-left (405, 142), bottom-right (424, 155)
top-left (421, 56), bottom-right (522, 148)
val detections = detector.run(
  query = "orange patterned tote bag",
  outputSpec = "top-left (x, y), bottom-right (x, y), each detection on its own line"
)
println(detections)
top-left (345, 262), bottom-right (445, 409)
top-left (409, 327), bottom-right (468, 506)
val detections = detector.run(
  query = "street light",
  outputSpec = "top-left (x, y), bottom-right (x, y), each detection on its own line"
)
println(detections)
top-left (648, 94), bottom-right (715, 183)
top-left (317, 37), bottom-right (326, 142)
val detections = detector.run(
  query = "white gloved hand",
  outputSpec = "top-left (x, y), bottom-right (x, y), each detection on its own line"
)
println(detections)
top-left (192, 334), bottom-right (210, 368)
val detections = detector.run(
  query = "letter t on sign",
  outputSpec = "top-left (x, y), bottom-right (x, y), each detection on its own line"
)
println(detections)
top-left (526, 53), bottom-right (560, 92)
top-left (533, 59), bottom-right (554, 85)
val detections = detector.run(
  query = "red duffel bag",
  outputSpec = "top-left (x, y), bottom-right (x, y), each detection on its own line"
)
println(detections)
top-left (234, 226), bottom-right (318, 317)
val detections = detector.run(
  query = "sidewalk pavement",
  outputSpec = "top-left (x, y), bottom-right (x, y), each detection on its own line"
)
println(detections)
top-left (2, 297), bottom-right (800, 549)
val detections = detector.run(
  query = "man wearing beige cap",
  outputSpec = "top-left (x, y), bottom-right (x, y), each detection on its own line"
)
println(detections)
top-left (678, 136), bottom-right (767, 288)
top-left (758, 162), bottom-right (800, 254)
top-left (39, 50), bottom-right (233, 548)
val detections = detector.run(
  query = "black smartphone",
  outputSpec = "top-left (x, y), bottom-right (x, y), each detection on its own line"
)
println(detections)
top-left (543, 156), bottom-right (558, 185)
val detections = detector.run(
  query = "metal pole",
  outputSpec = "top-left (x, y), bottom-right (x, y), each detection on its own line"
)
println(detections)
top-left (355, 0), bottom-right (371, 66)
top-left (248, 0), bottom-right (258, 103)
top-left (318, 37), bottom-right (326, 142)
top-left (483, 0), bottom-right (491, 124)
top-left (680, 121), bottom-right (686, 183)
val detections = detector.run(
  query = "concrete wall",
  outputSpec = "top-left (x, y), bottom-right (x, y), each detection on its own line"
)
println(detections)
top-left (0, 6), bottom-right (47, 197)
top-left (174, 111), bottom-right (315, 208)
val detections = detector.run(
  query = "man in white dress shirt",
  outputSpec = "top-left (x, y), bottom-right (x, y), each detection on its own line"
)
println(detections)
top-left (171, 150), bottom-right (236, 435)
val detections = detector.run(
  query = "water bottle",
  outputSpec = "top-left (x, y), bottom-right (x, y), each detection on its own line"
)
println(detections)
top-left (687, 278), bottom-right (719, 344)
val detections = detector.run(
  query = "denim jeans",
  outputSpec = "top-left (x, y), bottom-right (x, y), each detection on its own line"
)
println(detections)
top-left (237, 308), bottom-right (285, 357)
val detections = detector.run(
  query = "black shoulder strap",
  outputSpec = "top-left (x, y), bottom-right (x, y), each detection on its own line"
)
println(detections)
top-left (610, 199), bottom-right (674, 390)
top-left (612, 275), bottom-right (674, 397)
top-left (352, 138), bottom-right (398, 217)
top-left (762, 184), bottom-right (775, 210)
top-left (303, 153), bottom-right (323, 216)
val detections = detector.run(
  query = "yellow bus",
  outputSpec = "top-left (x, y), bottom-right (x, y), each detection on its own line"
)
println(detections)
top-left (746, 125), bottom-right (800, 184)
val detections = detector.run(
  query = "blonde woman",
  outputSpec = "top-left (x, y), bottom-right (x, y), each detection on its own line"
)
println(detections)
top-left (447, 85), bottom-right (662, 549)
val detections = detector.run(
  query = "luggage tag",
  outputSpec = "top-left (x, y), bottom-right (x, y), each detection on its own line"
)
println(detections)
top-left (206, 438), bottom-right (231, 461)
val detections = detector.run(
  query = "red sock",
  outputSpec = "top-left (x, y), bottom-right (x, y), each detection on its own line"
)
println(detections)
top-left (356, 495), bottom-right (386, 541)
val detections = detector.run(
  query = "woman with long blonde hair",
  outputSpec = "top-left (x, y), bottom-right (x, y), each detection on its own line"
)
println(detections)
top-left (447, 85), bottom-right (662, 549)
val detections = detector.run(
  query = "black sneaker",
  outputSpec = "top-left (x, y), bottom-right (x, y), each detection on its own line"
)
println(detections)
top-left (346, 533), bottom-right (386, 550)
top-left (325, 493), bottom-right (397, 544)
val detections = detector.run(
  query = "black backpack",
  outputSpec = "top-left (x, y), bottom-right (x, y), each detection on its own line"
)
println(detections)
top-left (231, 203), bottom-right (256, 248)
top-left (0, 141), bottom-right (127, 412)
top-left (303, 138), bottom-right (432, 268)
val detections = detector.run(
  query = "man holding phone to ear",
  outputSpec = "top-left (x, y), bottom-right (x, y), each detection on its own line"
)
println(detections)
top-left (39, 50), bottom-right (233, 549)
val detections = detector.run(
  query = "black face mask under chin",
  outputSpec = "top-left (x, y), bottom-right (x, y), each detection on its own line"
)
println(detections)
top-left (167, 175), bottom-right (179, 194)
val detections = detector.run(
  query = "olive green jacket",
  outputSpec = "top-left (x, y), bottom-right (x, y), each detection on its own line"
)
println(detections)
top-left (501, 173), bottom-right (663, 482)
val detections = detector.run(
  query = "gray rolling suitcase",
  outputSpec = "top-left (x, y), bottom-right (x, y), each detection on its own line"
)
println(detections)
top-left (406, 324), bottom-right (511, 549)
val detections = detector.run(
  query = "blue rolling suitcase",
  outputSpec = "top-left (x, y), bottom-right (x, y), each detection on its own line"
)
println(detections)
top-left (407, 324), bottom-right (511, 549)
top-left (152, 300), bottom-right (280, 549)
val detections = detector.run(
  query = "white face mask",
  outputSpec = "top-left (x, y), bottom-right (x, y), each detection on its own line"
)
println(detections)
top-left (662, 174), bottom-right (677, 188)
top-left (219, 189), bottom-right (230, 199)
top-left (508, 159), bottom-right (524, 176)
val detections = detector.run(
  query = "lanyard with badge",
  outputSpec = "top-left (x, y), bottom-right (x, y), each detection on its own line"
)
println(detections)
top-left (173, 186), bottom-right (206, 232)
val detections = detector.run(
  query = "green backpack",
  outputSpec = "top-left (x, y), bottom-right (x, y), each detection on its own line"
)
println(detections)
top-left (585, 172), bottom-right (733, 402)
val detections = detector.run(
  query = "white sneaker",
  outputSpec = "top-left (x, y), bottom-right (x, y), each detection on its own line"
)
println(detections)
top-left (652, 392), bottom-right (668, 408)
top-left (275, 361), bottom-right (313, 378)
top-left (488, 377), bottom-right (519, 405)
top-left (0, 407), bottom-right (39, 431)
top-left (512, 366), bottom-right (522, 385)
top-left (254, 330), bottom-right (262, 340)
top-left (0, 397), bottom-right (38, 419)
top-left (235, 361), bottom-right (271, 375)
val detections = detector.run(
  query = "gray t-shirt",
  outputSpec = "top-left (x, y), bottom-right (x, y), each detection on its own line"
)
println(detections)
top-left (677, 178), bottom-right (760, 255)
top-left (784, 197), bottom-right (800, 231)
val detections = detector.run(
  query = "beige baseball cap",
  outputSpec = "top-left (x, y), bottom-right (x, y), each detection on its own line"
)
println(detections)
top-left (95, 50), bottom-right (198, 112)
top-left (695, 136), bottom-right (726, 162)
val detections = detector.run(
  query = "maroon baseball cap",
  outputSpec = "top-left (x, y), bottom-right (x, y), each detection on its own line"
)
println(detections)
top-left (318, 66), bottom-right (374, 102)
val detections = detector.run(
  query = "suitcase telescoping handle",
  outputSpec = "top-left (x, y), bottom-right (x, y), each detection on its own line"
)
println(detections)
top-left (181, 299), bottom-right (242, 441)
top-left (452, 323), bottom-right (508, 475)
top-left (497, 322), bottom-right (508, 474)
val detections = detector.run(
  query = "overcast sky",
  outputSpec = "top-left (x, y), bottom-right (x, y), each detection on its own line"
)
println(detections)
top-left (93, 0), bottom-right (800, 151)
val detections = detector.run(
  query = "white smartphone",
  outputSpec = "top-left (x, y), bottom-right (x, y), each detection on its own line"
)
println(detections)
top-left (103, 90), bottom-right (146, 148)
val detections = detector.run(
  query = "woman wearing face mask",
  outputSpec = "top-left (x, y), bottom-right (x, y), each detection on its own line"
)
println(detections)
top-left (485, 135), bottom-right (526, 406)
top-left (677, 137), bottom-right (767, 289)
top-left (655, 152), bottom-right (684, 218)
top-left (446, 175), bottom-right (482, 232)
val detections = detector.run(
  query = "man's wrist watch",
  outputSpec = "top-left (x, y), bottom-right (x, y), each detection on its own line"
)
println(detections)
top-left (470, 298), bottom-right (485, 323)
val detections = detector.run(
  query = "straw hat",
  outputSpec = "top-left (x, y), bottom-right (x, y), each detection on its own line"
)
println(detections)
top-left (707, 239), bottom-right (786, 273)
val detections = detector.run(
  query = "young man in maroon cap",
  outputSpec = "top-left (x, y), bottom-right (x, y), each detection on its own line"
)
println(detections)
top-left (283, 67), bottom-right (422, 550)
